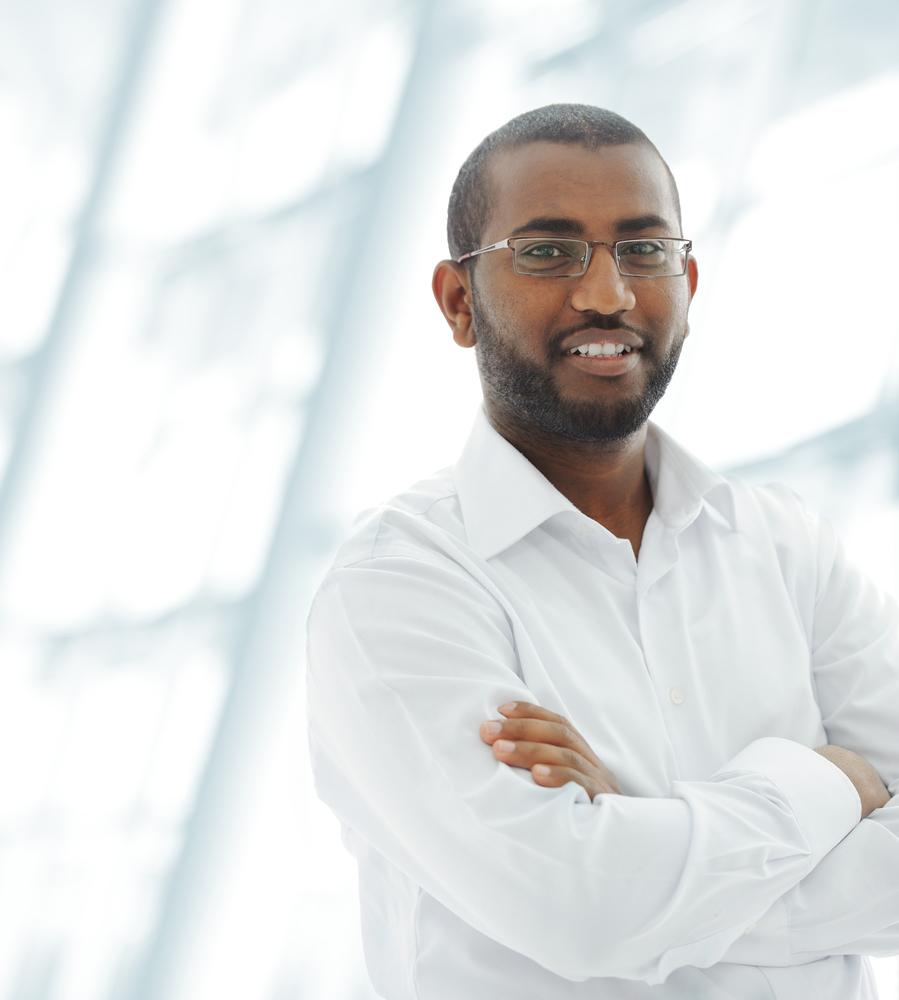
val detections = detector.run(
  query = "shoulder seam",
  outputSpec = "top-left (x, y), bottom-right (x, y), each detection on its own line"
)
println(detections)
top-left (368, 487), bottom-right (460, 559)
top-left (332, 545), bottom-right (469, 573)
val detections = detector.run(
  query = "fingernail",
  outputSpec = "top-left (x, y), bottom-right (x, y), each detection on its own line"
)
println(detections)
top-left (494, 740), bottom-right (515, 752)
top-left (533, 764), bottom-right (551, 776)
top-left (483, 721), bottom-right (502, 735)
top-left (498, 702), bottom-right (517, 712)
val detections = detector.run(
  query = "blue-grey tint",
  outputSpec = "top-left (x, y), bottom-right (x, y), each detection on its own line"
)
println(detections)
top-left (0, 1), bottom-right (897, 999)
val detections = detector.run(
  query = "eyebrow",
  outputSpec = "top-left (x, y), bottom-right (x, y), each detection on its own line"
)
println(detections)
top-left (509, 217), bottom-right (585, 237)
top-left (508, 213), bottom-right (677, 238)
top-left (614, 214), bottom-right (676, 235)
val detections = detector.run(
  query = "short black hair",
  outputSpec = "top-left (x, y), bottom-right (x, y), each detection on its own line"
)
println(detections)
top-left (446, 104), bottom-right (680, 261)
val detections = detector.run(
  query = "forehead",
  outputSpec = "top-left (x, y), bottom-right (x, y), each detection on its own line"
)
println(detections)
top-left (482, 141), bottom-right (678, 238)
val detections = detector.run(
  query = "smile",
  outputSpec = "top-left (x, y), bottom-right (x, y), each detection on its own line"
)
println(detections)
top-left (567, 342), bottom-right (634, 357)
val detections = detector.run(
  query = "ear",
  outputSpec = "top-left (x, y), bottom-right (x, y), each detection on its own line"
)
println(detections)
top-left (682, 255), bottom-right (699, 339)
top-left (432, 260), bottom-right (476, 348)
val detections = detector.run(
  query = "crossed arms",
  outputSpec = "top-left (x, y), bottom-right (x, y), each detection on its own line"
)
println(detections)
top-left (476, 700), bottom-right (899, 969)
top-left (478, 701), bottom-right (890, 818)
top-left (307, 505), bottom-right (899, 982)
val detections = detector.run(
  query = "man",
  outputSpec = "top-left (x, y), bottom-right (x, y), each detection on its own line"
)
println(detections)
top-left (306, 105), bottom-right (899, 999)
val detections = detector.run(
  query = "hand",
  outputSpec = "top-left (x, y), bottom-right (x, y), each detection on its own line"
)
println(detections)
top-left (814, 745), bottom-right (890, 819)
top-left (480, 701), bottom-right (622, 800)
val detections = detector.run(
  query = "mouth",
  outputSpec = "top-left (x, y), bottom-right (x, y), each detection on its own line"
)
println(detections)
top-left (560, 337), bottom-right (642, 378)
top-left (566, 341), bottom-right (635, 358)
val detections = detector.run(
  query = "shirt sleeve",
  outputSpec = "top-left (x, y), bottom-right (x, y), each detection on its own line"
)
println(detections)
top-left (306, 541), bottom-right (861, 985)
top-left (722, 519), bottom-right (899, 967)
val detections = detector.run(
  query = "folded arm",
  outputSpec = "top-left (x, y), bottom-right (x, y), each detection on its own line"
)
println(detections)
top-left (484, 700), bottom-right (899, 968)
top-left (479, 701), bottom-right (888, 817)
top-left (307, 550), bottom-right (861, 984)
top-left (476, 511), bottom-right (899, 971)
top-left (724, 519), bottom-right (899, 967)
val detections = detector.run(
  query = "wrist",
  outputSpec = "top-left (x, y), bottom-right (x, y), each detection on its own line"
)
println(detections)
top-left (814, 745), bottom-right (889, 819)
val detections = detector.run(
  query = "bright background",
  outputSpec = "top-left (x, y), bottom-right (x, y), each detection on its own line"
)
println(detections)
top-left (1, 1), bottom-right (898, 998)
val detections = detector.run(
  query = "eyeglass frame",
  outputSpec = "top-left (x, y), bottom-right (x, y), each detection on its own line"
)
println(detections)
top-left (455, 236), bottom-right (693, 278)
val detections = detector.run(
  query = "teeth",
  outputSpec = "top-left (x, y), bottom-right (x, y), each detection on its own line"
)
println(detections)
top-left (568, 342), bottom-right (634, 357)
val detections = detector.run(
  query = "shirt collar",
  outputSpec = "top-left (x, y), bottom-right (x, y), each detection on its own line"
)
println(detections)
top-left (454, 407), bottom-right (737, 560)
top-left (645, 421), bottom-right (738, 534)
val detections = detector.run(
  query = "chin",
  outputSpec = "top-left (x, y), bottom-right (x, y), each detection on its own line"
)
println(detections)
top-left (524, 398), bottom-right (655, 444)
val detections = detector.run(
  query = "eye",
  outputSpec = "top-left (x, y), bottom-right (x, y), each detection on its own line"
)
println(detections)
top-left (511, 238), bottom-right (586, 274)
top-left (520, 241), bottom-right (572, 259)
top-left (620, 240), bottom-right (665, 257)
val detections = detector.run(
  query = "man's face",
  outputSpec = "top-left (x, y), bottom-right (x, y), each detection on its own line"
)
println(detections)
top-left (468, 141), bottom-right (697, 444)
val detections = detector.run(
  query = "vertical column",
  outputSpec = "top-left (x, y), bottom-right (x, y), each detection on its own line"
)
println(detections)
top-left (126, 2), bottom-right (474, 999)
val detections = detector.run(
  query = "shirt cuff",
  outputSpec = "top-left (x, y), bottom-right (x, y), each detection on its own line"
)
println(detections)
top-left (711, 737), bottom-right (861, 868)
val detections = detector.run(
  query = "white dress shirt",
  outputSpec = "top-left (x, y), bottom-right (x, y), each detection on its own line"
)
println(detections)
top-left (306, 408), bottom-right (899, 1000)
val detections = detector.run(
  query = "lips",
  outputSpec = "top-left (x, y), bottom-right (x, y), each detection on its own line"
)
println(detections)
top-left (563, 347), bottom-right (640, 376)
top-left (559, 329), bottom-right (644, 378)
top-left (559, 329), bottom-right (644, 356)
top-left (568, 342), bottom-right (633, 357)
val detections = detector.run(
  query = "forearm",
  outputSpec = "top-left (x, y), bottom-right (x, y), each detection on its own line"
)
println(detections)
top-left (316, 720), bottom-right (859, 982)
top-left (308, 564), bottom-right (862, 984)
top-left (481, 708), bottom-right (896, 971)
top-left (722, 511), bottom-right (899, 966)
top-left (722, 797), bottom-right (899, 966)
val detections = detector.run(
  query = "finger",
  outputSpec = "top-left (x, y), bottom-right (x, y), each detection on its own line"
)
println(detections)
top-left (485, 716), bottom-right (599, 766)
top-left (495, 717), bottom-right (579, 746)
top-left (491, 737), bottom-right (623, 795)
top-left (497, 701), bottom-right (570, 728)
top-left (530, 764), bottom-right (607, 800)
top-left (479, 719), bottom-right (504, 745)
top-left (481, 718), bottom-right (570, 745)
top-left (495, 703), bottom-right (593, 758)
top-left (491, 738), bottom-right (595, 777)
top-left (480, 718), bottom-right (566, 753)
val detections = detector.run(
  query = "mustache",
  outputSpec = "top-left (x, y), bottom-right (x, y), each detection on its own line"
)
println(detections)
top-left (549, 313), bottom-right (649, 353)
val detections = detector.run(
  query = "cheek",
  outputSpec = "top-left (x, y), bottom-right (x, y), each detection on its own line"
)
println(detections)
top-left (498, 279), bottom-right (560, 314)
top-left (478, 283), bottom-right (559, 343)
top-left (639, 281), bottom-right (690, 325)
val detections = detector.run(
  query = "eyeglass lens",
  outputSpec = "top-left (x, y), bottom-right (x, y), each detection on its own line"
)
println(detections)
top-left (510, 238), bottom-right (687, 276)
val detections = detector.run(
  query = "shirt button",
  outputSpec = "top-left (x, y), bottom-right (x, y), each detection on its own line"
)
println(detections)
top-left (743, 923), bottom-right (757, 935)
top-left (669, 688), bottom-right (685, 705)
top-left (578, 522), bottom-right (593, 535)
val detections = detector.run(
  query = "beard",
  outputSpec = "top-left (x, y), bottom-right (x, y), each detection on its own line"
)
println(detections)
top-left (471, 295), bottom-right (685, 444)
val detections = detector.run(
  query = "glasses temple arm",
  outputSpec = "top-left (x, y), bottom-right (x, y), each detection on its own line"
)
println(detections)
top-left (455, 238), bottom-right (511, 264)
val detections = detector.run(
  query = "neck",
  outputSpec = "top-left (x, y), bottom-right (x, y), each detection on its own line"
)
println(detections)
top-left (485, 399), bottom-right (654, 557)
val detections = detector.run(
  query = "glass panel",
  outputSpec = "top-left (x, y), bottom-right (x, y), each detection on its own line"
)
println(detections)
top-left (4, 1), bottom-right (899, 998)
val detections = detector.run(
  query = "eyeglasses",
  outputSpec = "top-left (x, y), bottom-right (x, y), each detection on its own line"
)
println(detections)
top-left (456, 237), bottom-right (692, 277)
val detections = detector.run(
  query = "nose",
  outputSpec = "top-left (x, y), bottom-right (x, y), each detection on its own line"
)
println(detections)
top-left (569, 245), bottom-right (637, 315)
